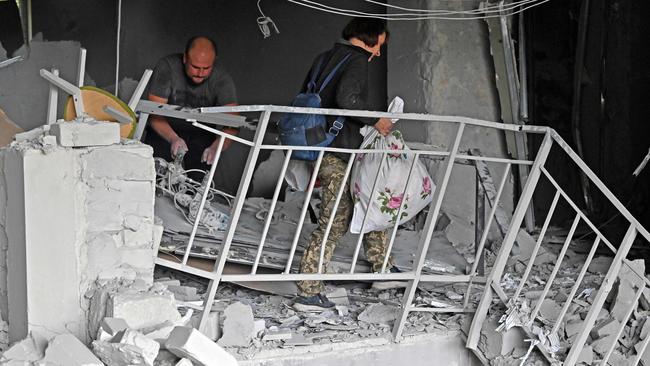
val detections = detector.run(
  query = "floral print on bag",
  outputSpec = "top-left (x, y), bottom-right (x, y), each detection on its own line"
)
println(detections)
top-left (378, 188), bottom-right (409, 224)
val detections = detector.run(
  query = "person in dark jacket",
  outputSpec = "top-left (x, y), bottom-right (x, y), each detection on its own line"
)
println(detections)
top-left (294, 18), bottom-right (398, 312)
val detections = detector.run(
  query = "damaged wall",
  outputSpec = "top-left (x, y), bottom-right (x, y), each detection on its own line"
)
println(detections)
top-left (387, 0), bottom-right (514, 250)
top-left (30, 1), bottom-right (387, 108)
top-left (0, 137), bottom-right (158, 343)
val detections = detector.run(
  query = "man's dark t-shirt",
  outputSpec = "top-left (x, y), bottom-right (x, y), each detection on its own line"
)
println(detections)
top-left (147, 53), bottom-right (237, 133)
top-left (144, 53), bottom-right (242, 193)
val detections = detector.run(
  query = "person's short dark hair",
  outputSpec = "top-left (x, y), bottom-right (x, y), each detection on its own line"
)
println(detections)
top-left (184, 35), bottom-right (218, 56)
top-left (341, 17), bottom-right (389, 47)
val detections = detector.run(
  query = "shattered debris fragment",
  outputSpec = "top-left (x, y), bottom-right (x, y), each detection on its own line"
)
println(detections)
top-left (218, 302), bottom-right (255, 347)
top-left (166, 326), bottom-right (238, 366)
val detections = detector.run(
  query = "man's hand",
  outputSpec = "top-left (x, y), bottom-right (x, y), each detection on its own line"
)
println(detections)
top-left (374, 117), bottom-right (393, 136)
top-left (170, 136), bottom-right (188, 158)
top-left (202, 138), bottom-right (225, 165)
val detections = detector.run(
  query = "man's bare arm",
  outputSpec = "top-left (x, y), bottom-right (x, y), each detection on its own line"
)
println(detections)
top-left (148, 94), bottom-right (187, 156)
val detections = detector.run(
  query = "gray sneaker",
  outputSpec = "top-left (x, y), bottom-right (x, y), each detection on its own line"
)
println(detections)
top-left (293, 294), bottom-right (335, 312)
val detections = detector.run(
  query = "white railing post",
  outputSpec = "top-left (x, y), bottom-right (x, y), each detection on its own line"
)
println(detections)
top-left (564, 224), bottom-right (638, 366)
top-left (466, 130), bottom-right (553, 350)
top-left (197, 108), bottom-right (272, 331)
top-left (392, 122), bottom-right (465, 341)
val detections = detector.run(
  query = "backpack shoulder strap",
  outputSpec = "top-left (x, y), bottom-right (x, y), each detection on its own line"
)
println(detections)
top-left (306, 53), bottom-right (328, 93)
top-left (317, 53), bottom-right (352, 94)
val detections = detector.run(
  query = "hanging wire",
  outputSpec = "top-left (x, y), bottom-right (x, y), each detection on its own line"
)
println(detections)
top-left (257, 0), bottom-right (280, 38)
top-left (286, 0), bottom-right (551, 21)
top-left (115, 0), bottom-right (122, 98)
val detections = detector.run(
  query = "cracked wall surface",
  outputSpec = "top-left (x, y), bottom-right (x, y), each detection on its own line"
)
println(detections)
top-left (0, 139), bottom-right (156, 343)
top-left (387, 0), bottom-right (515, 247)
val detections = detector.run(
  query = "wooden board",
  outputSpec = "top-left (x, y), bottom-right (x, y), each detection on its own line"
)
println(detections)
top-left (0, 108), bottom-right (23, 147)
top-left (63, 86), bottom-right (136, 138)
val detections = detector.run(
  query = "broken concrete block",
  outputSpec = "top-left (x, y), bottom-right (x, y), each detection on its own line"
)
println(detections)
top-left (167, 285), bottom-right (200, 302)
top-left (41, 334), bottom-right (103, 366)
top-left (0, 334), bottom-right (46, 362)
top-left (611, 281), bottom-right (639, 322)
top-left (357, 303), bottom-right (397, 325)
top-left (565, 320), bottom-right (584, 339)
top-left (175, 358), bottom-right (194, 366)
top-left (325, 287), bottom-right (349, 305)
top-left (591, 318), bottom-right (621, 339)
top-left (108, 292), bottom-right (181, 330)
top-left (49, 120), bottom-right (120, 147)
top-left (218, 302), bottom-right (254, 347)
top-left (588, 256), bottom-right (614, 274)
top-left (538, 298), bottom-right (562, 323)
top-left (252, 320), bottom-right (265, 338)
top-left (262, 329), bottom-right (292, 341)
top-left (635, 339), bottom-right (650, 366)
top-left (155, 279), bottom-right (181, 287)
top-left (591, 333), bottom-right (618, 356)
top-left (113, 329), bottom-right (159, 365)
top-left (165, 326), bottom-right (237, 366)
top-left (92, 329), bottom-right (159, 366)
top-left (101, 318), bottom-right (130, 336)
top-left (282, 333), bottom-right (313, 346)
top-left (190, 312), bottom-right (220, 342)
top-left (576, 345), bottom-right (594, 365)
top-left (154, 350), bottom-right (179, 366)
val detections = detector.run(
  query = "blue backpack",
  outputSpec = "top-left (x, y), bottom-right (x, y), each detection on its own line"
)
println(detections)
top-left (279, 52), bottom-right (352, 161)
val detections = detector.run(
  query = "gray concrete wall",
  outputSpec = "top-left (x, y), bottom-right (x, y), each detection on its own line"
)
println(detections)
top-left (387, 0), bottom-right (514, 246)
top-left (31, 1), bottom-right (387, 109)
top-left (0, 139), bottom-right (157, 343)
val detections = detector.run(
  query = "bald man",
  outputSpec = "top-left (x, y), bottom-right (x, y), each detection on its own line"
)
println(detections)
top-left (145, 36), bottom-right (238, 179)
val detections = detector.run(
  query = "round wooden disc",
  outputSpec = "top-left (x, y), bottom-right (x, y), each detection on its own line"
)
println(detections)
top-left (63, 86), bottom-right (137, 138)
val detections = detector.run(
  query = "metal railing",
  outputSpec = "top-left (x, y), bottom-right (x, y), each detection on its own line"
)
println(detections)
top-left (137, 102), bottom-right (550, 342)
top-left (137, 103), bottom-right (650, 360)
top-left (465, 128), bottom-right (650, 365)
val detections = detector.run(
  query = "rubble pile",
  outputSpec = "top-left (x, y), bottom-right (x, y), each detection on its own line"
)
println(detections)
top-left (482, 227), bottom-right (650, 365)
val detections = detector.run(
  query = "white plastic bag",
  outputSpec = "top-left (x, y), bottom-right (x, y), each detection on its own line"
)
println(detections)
top-left (350, 129), bottom-right (435, 234)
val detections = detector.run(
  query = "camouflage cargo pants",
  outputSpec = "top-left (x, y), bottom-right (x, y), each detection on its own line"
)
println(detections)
top-left (297, 154), bottom-right (394, 296)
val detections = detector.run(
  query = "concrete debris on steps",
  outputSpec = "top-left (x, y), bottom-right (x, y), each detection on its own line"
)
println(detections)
top-left (166, 326), bottom-right (238, 366)
top-left (218, 302), bottom-right (255, 347)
